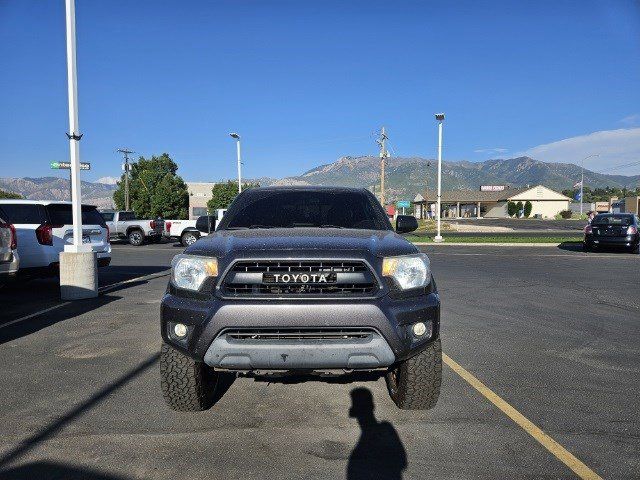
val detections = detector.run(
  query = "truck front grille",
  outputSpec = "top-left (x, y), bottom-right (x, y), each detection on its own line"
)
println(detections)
top-left (221, 260), bottom-right (378, 297)
top-left (223, 328), bottom-right (375, 341)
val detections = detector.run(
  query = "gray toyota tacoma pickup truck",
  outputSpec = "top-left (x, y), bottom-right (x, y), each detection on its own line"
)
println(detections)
top-left (160, 186), bottom-right (442, 411)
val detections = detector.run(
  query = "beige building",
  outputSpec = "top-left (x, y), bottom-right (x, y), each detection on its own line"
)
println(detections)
top-left (186, 182), bottom-right (216, 219)
top-left (413, 185), bottom-right (571, 219)
top-left (623, 196), bottom-right (640, 214)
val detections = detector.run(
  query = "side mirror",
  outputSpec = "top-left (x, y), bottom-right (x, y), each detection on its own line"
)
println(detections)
top-left (195, 215), bottom-right (215, 234)
top-left (396, 215), bottom-right (418, 233)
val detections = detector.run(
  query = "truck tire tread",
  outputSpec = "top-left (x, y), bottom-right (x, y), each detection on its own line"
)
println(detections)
top-left (160, 343), bottom-right (218, 411)
top-left (386, 338), bottom-right (442, 410)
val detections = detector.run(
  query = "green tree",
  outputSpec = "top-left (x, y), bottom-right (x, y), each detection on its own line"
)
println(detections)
top-left (516, 201), bottom-right (523, 217)
top-left (113, 153), bottom-right (189, 219)
top-left (206, 181), bottom-right (259, 211)
top-left (523, 200), bottom-right (532, 218)
top-left (507, 201), bottom-right (518, 217)
top-left (0, 189), bottom-right (22, 199)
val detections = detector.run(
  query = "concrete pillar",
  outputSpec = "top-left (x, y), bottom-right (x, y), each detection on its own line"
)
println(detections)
top-left (59, 251), bottom-right (98, 300)
top-left (477, 202), bottom-right (481, 218)
top-left (457, 202), bottom-right (461, 218)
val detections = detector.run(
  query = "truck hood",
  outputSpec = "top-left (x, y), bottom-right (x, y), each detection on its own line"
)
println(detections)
top-left (186, 228), bottom-right (418, 259)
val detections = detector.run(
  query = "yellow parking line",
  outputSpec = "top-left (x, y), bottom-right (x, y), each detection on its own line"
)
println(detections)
top-left (443, 353), bottom-right (602, 480)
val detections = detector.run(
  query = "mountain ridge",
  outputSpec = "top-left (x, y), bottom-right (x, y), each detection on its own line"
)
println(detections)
top-left (2, 156), bottom-right (638, 205)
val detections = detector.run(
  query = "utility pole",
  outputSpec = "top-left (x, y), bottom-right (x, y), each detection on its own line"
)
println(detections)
top-left (118, 148), bottom-right (134, 210)
top-left (376, 127), bottom-right (389, 206)
top-left (425, 161), bottom-right (431, 219)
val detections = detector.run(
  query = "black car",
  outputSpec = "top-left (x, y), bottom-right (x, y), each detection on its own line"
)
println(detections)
top-left (584, 213), bottom-right (639, 253)
top-left (160, 186), bottom-right (442, 411)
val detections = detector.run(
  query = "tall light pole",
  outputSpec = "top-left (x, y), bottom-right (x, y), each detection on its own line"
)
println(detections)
top-left (230, 133), bottom-right (242, 193)
top-left (580, 154), bottom-right (599, 216)
top-left (60, 0), bottom-right (98, 300)
top-left (434, 113), bottom-right (445, 242)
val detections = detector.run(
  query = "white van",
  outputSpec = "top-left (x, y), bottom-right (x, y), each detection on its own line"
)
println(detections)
top-left (0, 200), bottom-right (111, 276)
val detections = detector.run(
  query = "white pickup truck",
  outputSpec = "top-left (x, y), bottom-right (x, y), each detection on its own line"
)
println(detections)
top-left (100, 210), bottom-right (167, 246)
top-left (166, 209), bottom-right (226, 247)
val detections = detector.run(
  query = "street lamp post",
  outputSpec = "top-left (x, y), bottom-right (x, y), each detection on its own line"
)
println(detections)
top-left (230, 133), bottom-right (242, 193)
top-left (60, 0), bottom-right (98, 300)
top-left (434, 113), bottom-right (445, 242)
top-left (580, 154), bottom-right (599, 216)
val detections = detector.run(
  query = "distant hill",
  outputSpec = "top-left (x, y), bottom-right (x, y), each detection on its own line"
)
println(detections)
top-left (268, 156), bottom-right (640, 200)
top-left (2, 156), bottom-right (638, 206)
top-left (0, 177), bottom-right (116, 209)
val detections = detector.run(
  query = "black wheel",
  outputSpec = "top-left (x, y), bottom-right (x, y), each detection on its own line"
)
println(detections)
top-left (181, 231), bottom-right (199, 247)
top-left (128, 229), bottom-right (144, 246)
top-left (632, 243), bottom-right (640, 254)
top-left (160, 343), bottom-right (219, 411)
top-left (385, 338), bottom-right (442, 410)
top-left (583, 242), bottom-right (591, 252)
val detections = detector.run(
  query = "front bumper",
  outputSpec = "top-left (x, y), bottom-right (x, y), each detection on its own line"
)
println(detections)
top-left (161, 293), bottom-right (440, 370)
top-left (203, 329), bottom-right (395, 369)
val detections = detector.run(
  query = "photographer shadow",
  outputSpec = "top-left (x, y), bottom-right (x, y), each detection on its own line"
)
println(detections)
top-left (347, 387), bottom-right (407, 480)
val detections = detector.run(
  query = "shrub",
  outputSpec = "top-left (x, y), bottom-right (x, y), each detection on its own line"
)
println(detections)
top-left (524, 201), bottom-right (532, 218)
top-left (507, 201), bottom-right (518, 217)
top-left (559, 210), bottom-right (573, 219)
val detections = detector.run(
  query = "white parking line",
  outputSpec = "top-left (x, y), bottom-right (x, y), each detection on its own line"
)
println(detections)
top-left (0, 271), bottom-right (170, 330)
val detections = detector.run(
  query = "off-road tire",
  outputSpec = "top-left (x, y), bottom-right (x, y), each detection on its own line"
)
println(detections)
top-left (160, 343), bottom-right (218, 411)
top-left (386, 338), bottom-right (442, 410)
top-left (582, 243), bottom-right (591, 252)
top-left (181, 231), bottom-right (199, 247)
top-left (128, 229), bottom-right (144, 246)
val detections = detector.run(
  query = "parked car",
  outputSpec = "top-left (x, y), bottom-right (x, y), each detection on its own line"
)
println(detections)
top-left (0, 213), bottom-right (19, 286)
top-left (166, 209), bottom-right (227, 247)
top-left (0, 200), bottom-right (111, 277)
top-left (160, 187), bottom-right (441, 412)
top-left (100, 210), bottom-right (166, 246)
top-left (584, 213), bottom-right (639, 253)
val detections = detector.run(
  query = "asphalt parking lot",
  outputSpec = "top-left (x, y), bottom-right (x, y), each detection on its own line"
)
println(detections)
top-left (0, 242), bottom-right (638, 479)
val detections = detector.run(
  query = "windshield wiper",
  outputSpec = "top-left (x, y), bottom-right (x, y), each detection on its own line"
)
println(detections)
top-left (248, 224), bottom-right (275, 229)
top-left (318, 224), bottom-right (345, 229)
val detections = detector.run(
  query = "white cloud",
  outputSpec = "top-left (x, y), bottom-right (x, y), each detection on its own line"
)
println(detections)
top-left (474, 147), bottom-right (508, 154)
top-left (96, 176), bottom-right (119, 185)
top-left (619, 114), bottom-right (640, 126)
top-left (523, 128), bottom-right (640, 175)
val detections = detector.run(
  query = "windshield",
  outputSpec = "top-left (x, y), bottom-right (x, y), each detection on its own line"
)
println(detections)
top-left (219, 190), bottom-right (391, 231)
top-left (592, 214), bottom-right (633, 226)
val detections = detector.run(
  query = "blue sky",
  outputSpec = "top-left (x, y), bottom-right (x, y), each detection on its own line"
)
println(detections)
top-left (1, 0), bottom-right (639, 183)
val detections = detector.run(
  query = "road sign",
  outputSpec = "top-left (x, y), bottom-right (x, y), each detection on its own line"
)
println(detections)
top-left (51, 161), bottom-right (90, 170)
top-left (397, 200), bottom-right (411, 209)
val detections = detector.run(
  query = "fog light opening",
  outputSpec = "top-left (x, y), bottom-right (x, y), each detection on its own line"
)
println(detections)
top-left (412, 322), bottom-right (428, 337)
top-left (173, 323), bottom-right (188, 338)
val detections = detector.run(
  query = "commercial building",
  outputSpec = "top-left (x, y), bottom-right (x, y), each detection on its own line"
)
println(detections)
top-left (623, 196), bottom-right (640, 214)
top-left (186, 182), bottom-right (216, 219)
top-left (413, 185), bottom-right (571, 219)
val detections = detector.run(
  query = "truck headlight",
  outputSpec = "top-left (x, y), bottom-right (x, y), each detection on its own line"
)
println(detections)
top-left (171, 255), bottom-right (218, 291)
top-left (382, 254), bottom-right (431, 290)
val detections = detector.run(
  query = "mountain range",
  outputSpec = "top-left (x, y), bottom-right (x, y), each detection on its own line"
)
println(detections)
top-left (1, 156), bottom-right (639, 205)
top-left (266, 156), bottom-right (640, 200)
